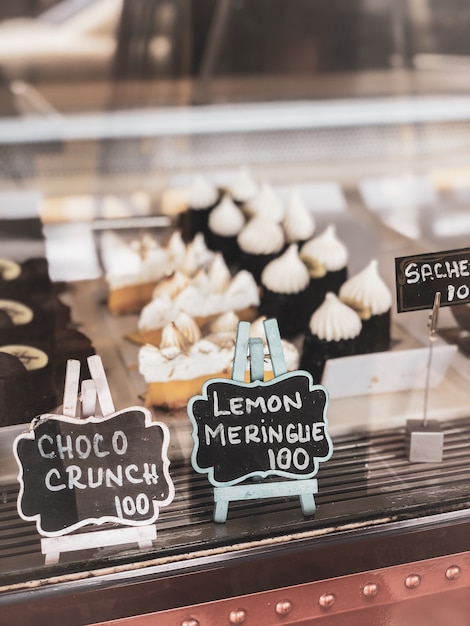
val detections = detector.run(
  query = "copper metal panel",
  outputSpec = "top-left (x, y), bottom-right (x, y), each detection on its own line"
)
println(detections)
top-left (90, 551), bottom-right (470, 625)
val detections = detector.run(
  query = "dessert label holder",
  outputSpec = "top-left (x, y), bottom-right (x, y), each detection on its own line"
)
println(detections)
top-left (14, 355), bottom-right (174, 564)
top-left (188, 319), bottom-right (333, 523)
top-left (395, 247), bottom-right (470, 312)
top-left (395, 246), bottom-right (469, 462)
top-left (404, 292), bottom-right (445, 462)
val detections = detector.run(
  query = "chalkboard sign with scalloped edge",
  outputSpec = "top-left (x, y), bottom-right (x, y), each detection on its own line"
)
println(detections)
top-left (188, 370), bottom-right (333, 488)
top-left (14, 407), bottom-right (174, 537)
top-left (395, 246), bottom-right (470, 313)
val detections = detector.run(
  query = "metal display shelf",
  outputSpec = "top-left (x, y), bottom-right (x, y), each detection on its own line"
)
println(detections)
top-left (1, 416), bottom-right (470, 624)
top-left (1, 418), bottom-right (470, 585)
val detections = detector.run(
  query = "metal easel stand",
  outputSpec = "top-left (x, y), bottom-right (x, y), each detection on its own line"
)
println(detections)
top-left (405, 292), bottom-right (444, 463)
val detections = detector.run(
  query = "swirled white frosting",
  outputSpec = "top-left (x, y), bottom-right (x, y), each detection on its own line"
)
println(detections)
top-left (159, 322), bottom-right (191, 352)
top-left (139, 267), bottom-right (259, 331)
top-left (208, 311), bottom-right (240, 334)
top-left (138, 293), bottom-right (176, 331)
top-left (276, 340), bottom-right (300, 372)
top-left (300, 224), bottom-right (348, 274)
top-left (283, 188), bottom-right (315, 243)
top-left (237, 216), bottom-right (285, 255)
top-left (103, 232), bottom-right (170, 289)
top-left (175, 270), bottom-right (259, 318)
top-left (228, 167), bottom-right (259, 203)
top-left (139, 338), bottom-right (234, 382)
top-left (166, 230), bottom-right (186, 267)
top-left (261, 244), bottom-right (310, 294)
top-left (246, 182), bottom-right (284, 222)
top-left (138, 315), bottom-right (299, 382)
top-left (188, 175), bottom-right (218, 209)
top-left (191, 268), bottom-right (211, 294)
top-left (140, 247), bottom-right (172, 282)
top-left (207, 253), bottom-right (232, 293)
top-left (173, 285), bottom-right (208, 317)
top-left (225, 270), bottom-right (260, 307)
top-left (208, 195), bottom-right (245, 237)
top-left (174, 312), bottom-right (202, 343)
top-left (101, 231), bottom-right (141, 280)
top-left (192, 232), bottom-right (215, 267)
top-left (180, 233), bottom-right (215, 276)
top-left (339, 259), bottom-right (392, 317)
top-left (152, 271), bottom-right (190, 299)
top-left (309, 292), bottom-right (362, 341)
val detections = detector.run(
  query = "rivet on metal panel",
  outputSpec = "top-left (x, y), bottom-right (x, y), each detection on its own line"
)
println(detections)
top-left (362, 582), bottom-right (379, 597)
top-left (445, 565), bottom-right (461, 581)
top-left (405, 574), bottom-right (421, 589)
top-left (275, 600), bottom-right (293, 615)
top-left (318, 592), bottom-right (336, 608)
top-left (181, 619), bottom-right (199, 626)
top-left (229, 608), bottom-right (247, 624)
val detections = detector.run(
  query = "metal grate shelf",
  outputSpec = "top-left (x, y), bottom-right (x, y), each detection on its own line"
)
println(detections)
top-left (1, 417), bottom-right (469, 588)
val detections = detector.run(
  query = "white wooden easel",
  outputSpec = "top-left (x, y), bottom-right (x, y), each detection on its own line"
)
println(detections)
top-left (41, 355), bottom-right (156, 565)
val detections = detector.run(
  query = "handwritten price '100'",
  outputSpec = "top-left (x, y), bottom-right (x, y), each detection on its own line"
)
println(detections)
top-left (267, 447), bottom-right (311, 471)
top-left (114, 493), bottom-right (151, 519)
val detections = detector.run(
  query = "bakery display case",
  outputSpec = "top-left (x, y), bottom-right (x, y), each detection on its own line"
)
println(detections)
top-left (0, 1), bottom-right (470, 624)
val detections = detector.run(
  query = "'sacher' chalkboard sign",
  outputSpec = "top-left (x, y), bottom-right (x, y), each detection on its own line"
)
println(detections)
top-left (189, 371), bottom-right (333, 487)
top-left (14, 407), bottom-right (174, 537)
top-left (395, 247), bottom-right (470, 313)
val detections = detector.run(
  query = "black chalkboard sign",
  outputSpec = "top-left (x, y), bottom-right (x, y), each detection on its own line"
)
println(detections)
top-left (188, 371), bottom-right (333, 487)
top-left (14, 407), bottom-right (174, 537)
top-left (395, 247), bottom-right (470, 313)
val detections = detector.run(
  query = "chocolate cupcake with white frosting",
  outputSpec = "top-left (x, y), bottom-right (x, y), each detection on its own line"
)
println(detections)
top-left (259, 244), bottom-right (311, 337)
top-left (339, 259), bottom-right (392, 353)
top-left (179, 175), bottom-right (221, 243)
top-left (300, 292), bottom-right (362, 382)
top-left (300, 224), bottom-right (348, 314)
top-left (206, 195), bottom-right (246, 267)
top-left (245, 181), bottom-right (284, 223)
top-left (237, 215), bottom-right (285, 282)
top-left (227, 167), bottom-right (259, 207)
top-left (282, 188), bottom-right (315, 245)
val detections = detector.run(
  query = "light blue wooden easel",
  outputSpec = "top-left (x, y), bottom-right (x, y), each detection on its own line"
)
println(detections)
top-left (212, 319), bottom-right (318, 523)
